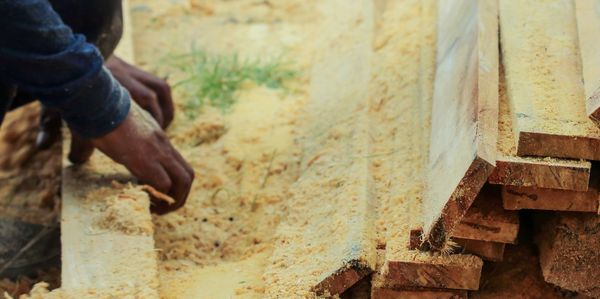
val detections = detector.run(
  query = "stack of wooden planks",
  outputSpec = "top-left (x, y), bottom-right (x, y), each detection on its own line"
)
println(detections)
top-left (49, 0), bottom-right (600, 298)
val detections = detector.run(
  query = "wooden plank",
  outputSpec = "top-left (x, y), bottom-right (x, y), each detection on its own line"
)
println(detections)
top-left (452, 185), bottom-right (519, 244)
top-left (500, 0), bottom-right (600, 160)
top-left (382, 252), bottom-right (483, 291)
top-left (491, 49), bottom-right (591, 192)
top-left (489, 157), bottom-right (590, 192)
top-left (575, 0), bottom-right (600, 125)
top-left (371, 274), bottom-right (468, 299)
top-left (536, 213), bottom-right (600, 298)
top-left (454, 238), bottom-right (505, 262)
top-left (60, 1), bottom-right (160, 296)
top-left (502, 183), bottom-right (599, 213)
top-left (263, 1), bottom-right (376, 297)
top-left (421, 0), bottom-right (499, 251)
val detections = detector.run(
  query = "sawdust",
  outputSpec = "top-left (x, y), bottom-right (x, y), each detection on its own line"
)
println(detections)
top-left (91, 184), bottom-right (154, 236)
top-left (500, 0), bottom-right (600, 138)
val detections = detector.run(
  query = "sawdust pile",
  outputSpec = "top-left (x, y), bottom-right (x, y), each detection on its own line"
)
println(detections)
top-left (92, 184), bottom-right (154, 236)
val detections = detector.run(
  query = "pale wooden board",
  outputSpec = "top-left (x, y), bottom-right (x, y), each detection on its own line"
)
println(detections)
top-left (60, 1), bottom-right (160, 297)
top-left (263, 1), bottom-right (376, 296)
top-left (536, 213), bottom-right (600, 298)
top-left (452, 185), bottom-right (519, 244)
top-left (500, 0), bottom-right (600, 160)
top-left (576, 0), bottom-right (600, 124)
top-left (454, 238), bottom-right (505, 262)
top-left (492, 51), bottom-right (592, 192)
top-left (502, 183), bottom-right (599, 212)
top-left (421, 0), bottom-right (499, 251)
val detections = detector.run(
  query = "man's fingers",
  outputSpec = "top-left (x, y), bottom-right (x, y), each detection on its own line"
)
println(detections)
top-left (133, 70), bottom-right (174, 127)
top-left (35, 107), bottom-right (61, 150)
top-left (68, 133), bottom-right (94, 164)
top-left (161, 151), bottom-right (194, 211)
top-left (130, 161), bottom-right (173, 215)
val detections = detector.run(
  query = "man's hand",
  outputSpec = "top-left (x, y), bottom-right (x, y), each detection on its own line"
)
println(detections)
top-left (105, 56), bottom-right (174, 129)
top-left (70, 103), bottom-right (194, 214)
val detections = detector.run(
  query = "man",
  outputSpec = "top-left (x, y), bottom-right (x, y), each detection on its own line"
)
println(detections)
top-left (0, 0), bottom-right (194, 278)
top-left (0, 0), bottom-right (194, 213)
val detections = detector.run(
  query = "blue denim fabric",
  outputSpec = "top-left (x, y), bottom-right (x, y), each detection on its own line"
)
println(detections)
top-left (0, 0), bottom-right (130, 138)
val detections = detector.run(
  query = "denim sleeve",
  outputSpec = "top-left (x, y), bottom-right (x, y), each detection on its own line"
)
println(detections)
top-left (0, 0), bottom-right (130, 138)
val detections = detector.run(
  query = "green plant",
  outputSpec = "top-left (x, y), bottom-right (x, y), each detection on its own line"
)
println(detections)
top-left (170, 48), bottom-right (298, 118)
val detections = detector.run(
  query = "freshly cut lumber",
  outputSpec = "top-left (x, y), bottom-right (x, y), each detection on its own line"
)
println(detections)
top-left (371, 287), bottom-right (467, 299)
top-left (502, 183), bottom-right (599, 213)
top-left (452, 185), bottom-right (519, 244)
top-left (536, 213), bottom-right (600, 298)
top-left (500, 0), bottom-right (600, 160)
top-left (367, 0), bottom-right (485, 293)
top-left (381, 252), bottom-right (483, 291)
top-left (263, 1), bottom-right (376, 297)
top-left (60, 2), bottom-right (160, 296)
top-left (372, 272), bottom-right (468, 299)
top-left (576, 0), bottom-right (600, 125)
top-left (490, 59), bottom-right (591, 192)
top-left (421, 0), bottom-right (499, 251)
top-left (453, 238), bottom-right (505, 262)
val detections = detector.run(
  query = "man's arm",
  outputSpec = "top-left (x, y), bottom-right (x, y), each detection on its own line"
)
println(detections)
top-left (0, 0), bottom-right (129, 138)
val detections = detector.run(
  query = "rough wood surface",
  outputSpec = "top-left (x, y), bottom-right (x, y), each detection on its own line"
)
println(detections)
top-left (472, 243), bottom-right (590, 299)
top-left (500, 0), bottom-right (600, 160)
top-left (371, 278), bottom-right (468, 299)
top-left (263, 2), bottom-right (377, 296)
top-left (502, 182), bottom-right (599, 213)
top-left (452, 185), bottom-right (519, 244)
top-left (576, 0), bottom-right (600, 125)
top-left (60, 1), bottom-right (160, 296)
top-left (421, 0), bottom-right (499, 251)
top-left (492, 52), bottom-right (591, 192)
top-left (454, 238), bottom-right (505, 262)
top-left (489, 157), bottom-right (591, 192)
top-left (381, 253), bottom-right (483, 291)
top-left (536, 213), bottom-right (600, 298)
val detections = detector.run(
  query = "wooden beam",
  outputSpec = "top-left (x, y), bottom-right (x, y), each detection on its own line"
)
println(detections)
top-left (575, 0), bottom-right (600, 125)
top-left (452, 185), bottom-right (519, 244)
top-left (381, 251), bottom-right (483, 291)
top-left (371, 274), bottom-right (468, 299)
top-left (492, 47), bottom-right (591, 192)
top-left (421, 0), bottom-right (499, 251)
top-left (500, 0), bottom-right (600, 160)
top-left (453, 238), bottom-right (505, 262)
top-left (502, 184), bottom-right (599, 213)
top-left (489, 157), bottom-right (591, 192)
top-left (263, 2), bottom-right (376, 296)
top-left (536, 213), bottom-right (600, 298)
top-left (60, 1), bottom-right (160, 296)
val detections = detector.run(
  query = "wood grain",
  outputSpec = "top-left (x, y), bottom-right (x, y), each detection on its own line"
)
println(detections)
top-left (500, 0), bottom-right (600, 160)
top-left (452, 185), bottom-right (519, 244)
top-left (536, 213), bottom-right (600, 298)
top-left (502, 183), bottom-right (599, 213)
top-left (454, 238), bottom-right (505, 262)
top-left (575, 0), bottom-right (600, 125)
top-left (421, 0), bottom-right (499, 251)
